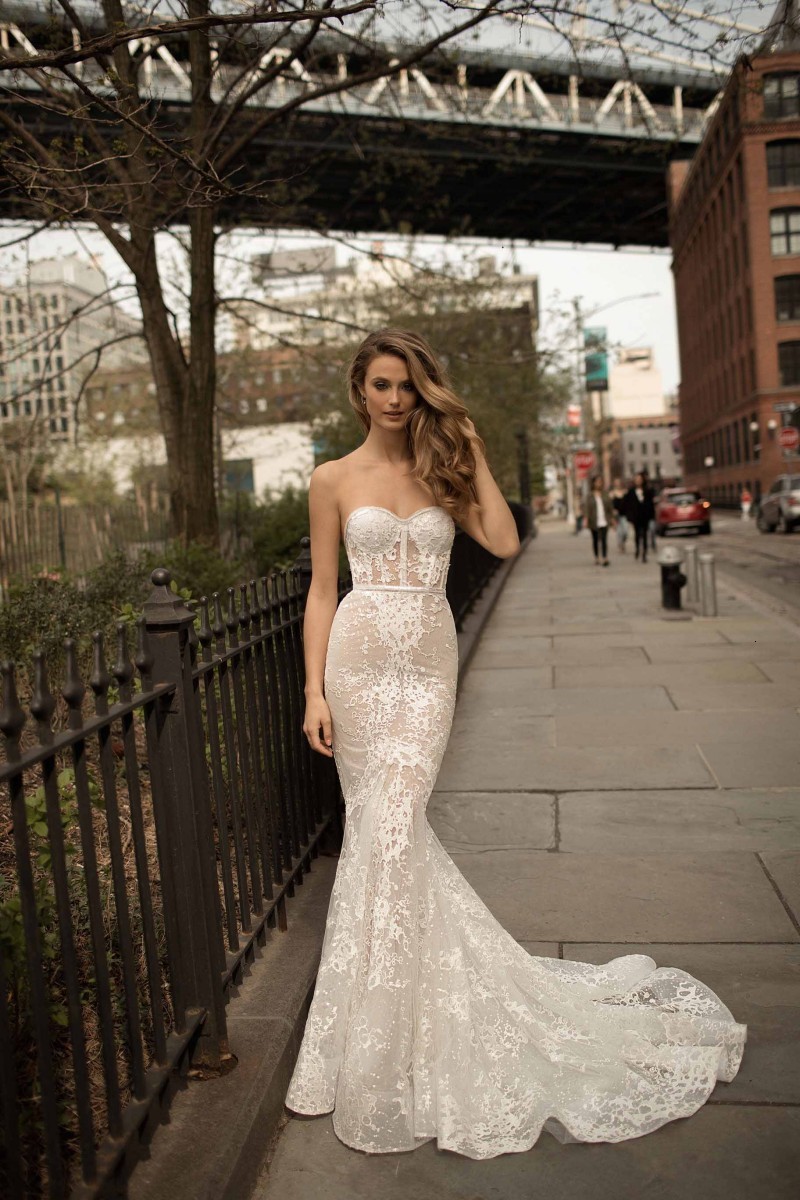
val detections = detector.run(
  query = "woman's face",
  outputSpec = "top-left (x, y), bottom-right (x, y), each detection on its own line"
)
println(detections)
top-left (361, 354), bottom-right (419, 429)
top-left (593, 478), bottom-right (603, 492)
top-left (634, 474), bottom-right (644, 488)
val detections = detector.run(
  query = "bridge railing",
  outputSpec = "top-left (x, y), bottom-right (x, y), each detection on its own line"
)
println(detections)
top-left (0, 26), bottom-right (713, 142)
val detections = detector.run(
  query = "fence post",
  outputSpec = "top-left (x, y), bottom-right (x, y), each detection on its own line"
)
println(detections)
top-left (143, 569), bottom-right (228, 1067)
top-left (54, 485), bottom-right (66, 571)
top-left (294, 536), bottom-right (313, 601)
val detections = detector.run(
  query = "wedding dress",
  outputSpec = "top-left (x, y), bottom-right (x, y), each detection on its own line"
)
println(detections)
top-left (284, 505), bottom-right (747, 1159)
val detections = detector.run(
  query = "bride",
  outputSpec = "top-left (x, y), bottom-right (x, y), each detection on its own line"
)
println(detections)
top-left (284, 328), bottom-right (747, 1159)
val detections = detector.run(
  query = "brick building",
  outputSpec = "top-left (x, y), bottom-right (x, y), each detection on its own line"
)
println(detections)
top-left (668, 0), bottom-right (800, 507)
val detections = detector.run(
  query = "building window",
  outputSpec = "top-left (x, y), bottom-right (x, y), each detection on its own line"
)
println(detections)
top-left (767, 140), bottom-right (800, 187)
top-left (764, 73), bottom-right (800, 119)
top-left (775, 275), bottom-right (800, 320)
top-left (770, 208), bottom-right (800, 255)
top-left (779, 340), bottom-right (800, 385)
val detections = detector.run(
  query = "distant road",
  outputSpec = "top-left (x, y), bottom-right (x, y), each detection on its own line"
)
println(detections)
top-left (696, 514), bottom-right (800, 625)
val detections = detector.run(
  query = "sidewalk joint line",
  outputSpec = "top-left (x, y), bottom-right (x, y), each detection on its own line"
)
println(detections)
top-left (695, 743), bottom-right (722, 789)
top-left (755, 853), bottom-right (800, 938)
top-left (552, 794), bottom-right (560, 854)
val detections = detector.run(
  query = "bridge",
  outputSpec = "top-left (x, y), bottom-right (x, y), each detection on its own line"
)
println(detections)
top-left (0, 2), bottom-right (728, 247)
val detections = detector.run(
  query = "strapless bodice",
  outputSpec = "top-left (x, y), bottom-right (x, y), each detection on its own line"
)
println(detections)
top-left (343, 505), bottom-right (455, 594)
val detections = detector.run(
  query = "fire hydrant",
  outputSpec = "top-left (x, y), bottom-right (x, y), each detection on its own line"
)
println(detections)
top-left (658, 544), bottom-right (687, 611)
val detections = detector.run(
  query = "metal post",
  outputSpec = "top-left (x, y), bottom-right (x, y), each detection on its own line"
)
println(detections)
top-left (685, 542), bottom-right (699, 603)
top-left (54, 484), bottom-right (66, 571)
top-left (698, 551), bottom-right (717, 617)
top-left (143, 568), bottom-right (227, 1066)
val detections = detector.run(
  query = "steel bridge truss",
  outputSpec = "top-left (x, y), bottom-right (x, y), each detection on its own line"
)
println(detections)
top-left (0, 20), bottom-right (719, 145)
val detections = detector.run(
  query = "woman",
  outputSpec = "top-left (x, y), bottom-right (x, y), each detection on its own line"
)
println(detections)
top-left (582, 474), bottom-right (614, 566)
top-left (285, 329), bottom-right (746, 1159)
top-left (624, 471), bottom-right (656, 563)
top-left (610, 476), bottom-right (629, 553)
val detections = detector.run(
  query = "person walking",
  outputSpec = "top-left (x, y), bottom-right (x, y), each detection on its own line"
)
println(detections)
top-left (624, 471), bottom-right (656, 562)
top-left (609, 477), bottom-right (629, 553)
top-left (583, 474), bottom-right (614, 566)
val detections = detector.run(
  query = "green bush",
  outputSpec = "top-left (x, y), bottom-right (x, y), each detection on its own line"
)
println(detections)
top-left (140, 539), bottom-right (245, 602)
top-left (249, 485), bottom-right (311, 576)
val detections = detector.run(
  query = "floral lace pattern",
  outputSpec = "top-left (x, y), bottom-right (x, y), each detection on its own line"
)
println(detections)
top-left (284, 506), bottom-right (747, 1159)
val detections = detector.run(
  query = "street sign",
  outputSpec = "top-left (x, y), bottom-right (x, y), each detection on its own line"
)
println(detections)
top-left (778, 426), bottom-right (799, 450)
top-left (574, 450), bottom-right (596, 479)
top-left (567, 405), bottom-right (581, 428)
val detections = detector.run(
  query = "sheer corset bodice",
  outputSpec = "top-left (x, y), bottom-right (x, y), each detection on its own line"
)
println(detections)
top-left (344, 505), bottom-right (454, 593)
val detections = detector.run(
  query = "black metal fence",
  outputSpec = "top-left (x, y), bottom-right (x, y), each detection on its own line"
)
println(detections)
top-left (0, 517), bottom-right (519, 1199)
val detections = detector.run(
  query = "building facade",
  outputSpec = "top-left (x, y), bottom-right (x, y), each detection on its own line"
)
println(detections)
top-left (0, 256), bottom-right (144, 441)
top-left (668, 3), bottom-right (800, 506)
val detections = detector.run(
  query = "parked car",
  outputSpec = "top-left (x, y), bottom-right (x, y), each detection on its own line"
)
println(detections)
top-left (655, 488), bottom-right (712, 536)
top-left (756, 474), bottom-right (800, 534)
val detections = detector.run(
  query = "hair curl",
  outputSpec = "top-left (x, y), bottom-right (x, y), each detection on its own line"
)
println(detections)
top-left (346, 328), bottom-right (484, 523)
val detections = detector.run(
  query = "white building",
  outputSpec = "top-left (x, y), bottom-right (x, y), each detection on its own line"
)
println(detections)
top-left (606, 347), bottom-right (666, 420)
top-left (0, 256), bottom-right (144, 441)
top-left (228, 247), bottom-right (538, 351)
top-left (70, 421), bottom-right (315, 500)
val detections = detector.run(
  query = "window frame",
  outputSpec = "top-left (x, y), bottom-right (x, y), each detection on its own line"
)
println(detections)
top-left (767, 139), bottom-right (800, 188)
top-left (764, 72), bottom-right (800, 119)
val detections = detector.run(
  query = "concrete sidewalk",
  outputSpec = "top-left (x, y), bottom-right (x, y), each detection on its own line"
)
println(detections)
top-left (259, 520), bottom-right (800, 1200)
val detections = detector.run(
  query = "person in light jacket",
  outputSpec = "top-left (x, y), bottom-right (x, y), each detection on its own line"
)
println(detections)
top-left (583, 475), bottom-right (615, 567)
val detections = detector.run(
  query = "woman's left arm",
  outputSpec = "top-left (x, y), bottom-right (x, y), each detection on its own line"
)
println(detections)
top-left (457, 422), bottom-right (522, 559)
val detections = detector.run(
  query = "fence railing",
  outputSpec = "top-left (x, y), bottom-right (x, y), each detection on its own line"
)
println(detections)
top-left (0, 495), bottom-right (171, 597)
top-left (0, 514), bottom-right (520, 1198)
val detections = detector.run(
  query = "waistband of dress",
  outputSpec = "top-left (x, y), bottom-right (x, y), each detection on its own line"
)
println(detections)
top-left (350, 582), bottom-right (446, 595)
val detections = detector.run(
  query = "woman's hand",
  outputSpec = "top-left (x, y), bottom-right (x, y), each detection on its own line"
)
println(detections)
top-left (303, 694), bottom-right (334, 757)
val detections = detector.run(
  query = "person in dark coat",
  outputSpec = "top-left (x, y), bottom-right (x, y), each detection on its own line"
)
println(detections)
top-left (624, 472), bottom-right (656, 562)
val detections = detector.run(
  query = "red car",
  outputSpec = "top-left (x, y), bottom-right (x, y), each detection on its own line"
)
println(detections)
top-left (655, 488), bottom-right (712, 536)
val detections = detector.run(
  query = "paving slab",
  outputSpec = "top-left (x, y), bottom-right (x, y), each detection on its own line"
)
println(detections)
top-left (643, 640), bottom-right (800, 662)
top-left (427, 792), bottom-right (556, 851)
top-left (446, 851), bottom-right (798, 943)
top-left (665, 683), bottom-right (800, 711)
top-left (555, 710), bottom-right (800, 748)
top-left (458, 665), bottom-right (553, 697)
top-left (554, 661), bottom-right (772, 688)
top-left (559, 790), bottom-right (800, 853)
top-left (265, 1107), bottom-right (800, 1200)
top-left (436, 742), bottom-right (714, 792)
top-left (444, 711), bottom-right (556, 752)
top-left (759, 852), bottom-right (800, 927)
top-left (756, 660), bottom-right (800, 685)
top-left (564, 943), bottom-right (800, 1104)
top-left (467, 643), bottom-right (649, 669)
top-left (699, 739), bottom-right (800, 788)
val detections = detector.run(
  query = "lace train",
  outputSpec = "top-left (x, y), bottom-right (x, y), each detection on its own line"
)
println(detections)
top-left (284, 506), bottom-right (747, 1158)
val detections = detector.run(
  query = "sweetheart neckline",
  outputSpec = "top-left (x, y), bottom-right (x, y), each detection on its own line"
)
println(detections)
top-left (343, 504), bottom-right (452, 538)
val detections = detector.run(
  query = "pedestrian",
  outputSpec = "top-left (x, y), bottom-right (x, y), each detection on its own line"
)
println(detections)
top-left (624, 471), bottom-right (656, 562)
top-left (583, 474), bottom-right (615, 566)
top-left (740, 487), bottom-right (752, 520)
top-left (609, 477), bottom-right (629, 553)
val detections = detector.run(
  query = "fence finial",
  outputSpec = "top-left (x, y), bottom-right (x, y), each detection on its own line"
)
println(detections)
top-left (143, 568), bottom-right (194, 627)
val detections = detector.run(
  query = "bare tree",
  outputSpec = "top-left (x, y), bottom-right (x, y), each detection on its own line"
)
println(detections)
top-left (0, 1), bottom-right (766, 542)
top-left (0, 0), bottom-right (551, 544)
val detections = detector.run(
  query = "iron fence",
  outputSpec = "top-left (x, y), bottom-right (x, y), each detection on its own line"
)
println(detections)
top-left (0, 514), bottom-right (518, 1198)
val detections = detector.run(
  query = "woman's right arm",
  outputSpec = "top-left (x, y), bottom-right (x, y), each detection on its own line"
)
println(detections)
top-left (302, 462), bottom-right (341, 758)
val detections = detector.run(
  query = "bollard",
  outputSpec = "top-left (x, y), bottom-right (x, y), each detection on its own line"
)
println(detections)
top-left (699, 551), bottom-right (717, 617)
top-left (685, 542), bottom-right (699, 604)
top-left (657, 544), bottom-right (687, 611)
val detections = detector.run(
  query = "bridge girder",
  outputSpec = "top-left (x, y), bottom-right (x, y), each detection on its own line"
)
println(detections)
top-left (0, 11), bottom-right (721, 246)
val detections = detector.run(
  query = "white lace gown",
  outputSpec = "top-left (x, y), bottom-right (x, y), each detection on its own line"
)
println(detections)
top-left (284, 505), bottom-right (747, 1159)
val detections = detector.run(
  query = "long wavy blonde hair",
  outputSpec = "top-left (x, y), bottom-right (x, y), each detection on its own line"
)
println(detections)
top-left (346, 328), bottom-right (484, 523)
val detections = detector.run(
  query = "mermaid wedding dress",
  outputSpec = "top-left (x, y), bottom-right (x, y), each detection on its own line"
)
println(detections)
top-left (284, 505), bottom-right (747, 1159)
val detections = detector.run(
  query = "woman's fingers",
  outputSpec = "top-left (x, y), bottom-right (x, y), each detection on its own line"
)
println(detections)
top-left (304, 719), bottom-right (334, 757)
